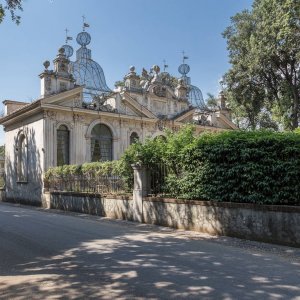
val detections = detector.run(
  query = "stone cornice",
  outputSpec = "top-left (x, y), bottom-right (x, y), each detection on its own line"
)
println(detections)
top-left (41, 86), bottom-right (83, 104)
top-left (40, 103), bottom-right (159, 124)
top-left (0, 87), bottom-right (84, 127)
top-left (2, 99), bottom-right (30, 105)
top-left (0, 101), bottom-right (42, 127)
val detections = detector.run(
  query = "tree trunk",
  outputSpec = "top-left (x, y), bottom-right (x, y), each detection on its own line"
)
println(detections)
top-left (291, 87), bottom-right (299, 130)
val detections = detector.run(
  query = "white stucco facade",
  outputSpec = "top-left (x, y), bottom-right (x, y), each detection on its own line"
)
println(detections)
top-left (4, 113), bottom-right (44, 203)
top-left (0, 30), bottom-right (237, 204)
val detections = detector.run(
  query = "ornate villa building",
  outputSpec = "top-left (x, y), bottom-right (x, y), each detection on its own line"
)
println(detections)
top-left (0, 28), bottom-right (236, 204)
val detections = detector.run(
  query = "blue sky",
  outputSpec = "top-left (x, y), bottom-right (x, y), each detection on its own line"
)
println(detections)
top-left (0, 0), bottom-right (253, 144)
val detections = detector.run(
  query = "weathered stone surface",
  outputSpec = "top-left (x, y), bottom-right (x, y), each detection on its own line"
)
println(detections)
top-left (47, 191), bottom-right (300, 247)
top-left (143, 198), bottom-right (300, 247)
top-left (50, 192), bottom-right (134, 220)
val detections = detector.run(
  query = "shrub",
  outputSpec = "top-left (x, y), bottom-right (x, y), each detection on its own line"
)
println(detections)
top-left (44, 160), bottom-right (133, 193)
top-left (117, 125), bottom-right (196, 190)
top-left (45, 161), bottom-right (122, 179)
top-left (45, 127), bottom-right (300, 205)
top-left (178, 130), bottom-right (300, 204)
top-left (120, 126), bottom-right (300, 204)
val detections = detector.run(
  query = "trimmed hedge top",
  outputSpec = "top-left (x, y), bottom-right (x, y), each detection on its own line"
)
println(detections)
top-left (44, 161), bottom-right (122, 179)
top-left (120, 126), bottom-right (300, 205)
top-left (178, 130), bottom-right (300, 204)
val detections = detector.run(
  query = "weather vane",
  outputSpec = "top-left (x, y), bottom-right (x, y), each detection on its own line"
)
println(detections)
top-left (182, 50), bottom-right (189, 64)
top-left (163, 59), bottom-right (168, 72)
top-left (82, 15), bottom-right (90, 31)
top-left (65, 28), bottom-right (73, 44)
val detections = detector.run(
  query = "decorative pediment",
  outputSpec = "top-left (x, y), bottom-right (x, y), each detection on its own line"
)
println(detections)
top-left (121, 92), bottom-right (157, 119)
top-left (41, 86), bottom-right (83, 107)
top-left (172, 108), bottom-right (196, 122)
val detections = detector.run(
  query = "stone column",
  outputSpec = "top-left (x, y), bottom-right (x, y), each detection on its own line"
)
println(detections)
top-left (131, 163), bottom-right (150, 223)
top-left (42, 192), bottom-right (51, 209)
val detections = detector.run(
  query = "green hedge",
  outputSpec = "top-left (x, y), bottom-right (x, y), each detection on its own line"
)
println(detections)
top-left (45, 127), bottom-right (300, 205)
top-left (121, 126), bottom-right (300, 205)
top-left (178, 130), bottom-right (300, 204)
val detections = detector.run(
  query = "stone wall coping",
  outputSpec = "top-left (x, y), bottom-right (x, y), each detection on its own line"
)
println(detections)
top-left (105, 195), bottom-right (133, 201)
top-left (49, 191), bottom-right (132, 200)
top-left (144, 197), bottom-right (300, 213)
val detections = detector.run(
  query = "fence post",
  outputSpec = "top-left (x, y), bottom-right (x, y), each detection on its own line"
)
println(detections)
top-left (131, 163), bottom-right (149, 223)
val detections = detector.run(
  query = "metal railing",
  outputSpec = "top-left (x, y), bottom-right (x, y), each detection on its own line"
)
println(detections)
top-left (149, 163), bottom-right (169, 196)
top-left (44, 174), bottom-right (127, 195)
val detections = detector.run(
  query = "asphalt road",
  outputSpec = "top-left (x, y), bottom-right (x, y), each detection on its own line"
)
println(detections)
top-left (0, 202), bottom-right (300, 300)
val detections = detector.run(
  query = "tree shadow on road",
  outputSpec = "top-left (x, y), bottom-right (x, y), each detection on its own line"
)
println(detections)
top-left (0, 204), bottom-right (300, 299)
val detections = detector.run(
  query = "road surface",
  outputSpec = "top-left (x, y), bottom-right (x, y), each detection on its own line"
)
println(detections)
top-left (0, 202), bottom-right (299, 299)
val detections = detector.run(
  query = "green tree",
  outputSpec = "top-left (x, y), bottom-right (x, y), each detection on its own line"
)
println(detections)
top-left (223, 0), bottom-right (300, 130)
top-left (114, 80), bottom-right (125, 88)
top-left (206, 93), bottom-right (218, 109)
top-left (0, 0), bottom-right (23, 24)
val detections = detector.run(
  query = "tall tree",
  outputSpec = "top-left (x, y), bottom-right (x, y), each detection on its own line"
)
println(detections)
top-left (205, 93), bottom-right (218, 109)
top-left (0, 0), bottom-right (23, 24)
top-left (223, 0), bottom-right (300, 130)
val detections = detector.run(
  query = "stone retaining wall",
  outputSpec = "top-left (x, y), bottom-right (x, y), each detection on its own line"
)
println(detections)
top-left (143, 197), bottom-right (300, 247)
top-left (46, 190), bottom-right (300, 247)
top-left (49, 192), bottom-right (134, 220)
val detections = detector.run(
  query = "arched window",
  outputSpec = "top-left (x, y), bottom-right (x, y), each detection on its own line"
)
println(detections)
top-left (91, 124), bottom-right (112, 161)
top-left (130, 132), bottom-right (139, 145)
top-left (57, 125), bottom-right (70, 166)
top-left (17, 134), bottom-right (27, 182)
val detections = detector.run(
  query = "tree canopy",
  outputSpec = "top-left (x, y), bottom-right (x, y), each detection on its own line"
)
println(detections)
top-left (223, 0), bottom-right (300, 130)
top-left (0, 0), bottom-right (23, 24)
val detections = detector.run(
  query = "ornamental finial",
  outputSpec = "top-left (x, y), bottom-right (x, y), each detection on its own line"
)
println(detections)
top-left (182, 50), bottom-right (189, 64)
top-left (82, 15), bottom-right (90, 31)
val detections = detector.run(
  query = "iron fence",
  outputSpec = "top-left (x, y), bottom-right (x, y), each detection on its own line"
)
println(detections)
top-left (44, 174), bottom-right (127, 195)
top-left (149, 163), bottom-right (169, 196)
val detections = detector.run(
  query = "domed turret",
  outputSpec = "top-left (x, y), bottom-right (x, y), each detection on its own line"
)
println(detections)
top-left (69, 30), bottom-right (111, 102)
top-left (178, 60), bottom-right (206, 109)
top-left (188, 85), bottom-right (205, 109)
